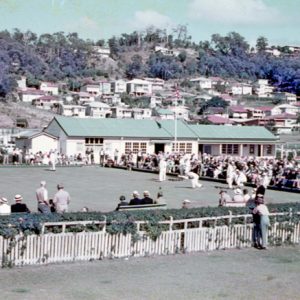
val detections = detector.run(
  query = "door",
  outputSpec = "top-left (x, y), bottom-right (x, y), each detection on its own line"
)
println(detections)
top-left (154, 143), bottom-right (165, 154)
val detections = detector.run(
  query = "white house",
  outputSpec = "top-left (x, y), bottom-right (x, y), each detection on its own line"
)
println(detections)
top-left (15, 130), bottom-right (58, 154)
top-left (40, 82), bottom-right (59, 96)
top-left (77, 92), bottom-right (95, 105)
top-left (154, 46), bottom-right (179, 57)
top-left (111, 106), bottom-right (134, 118)
top-left (32, 95), bottom-right (62, 110)
top-left (57, 104), bottom-right (86, 118)
top-left (80, 84), bottom-right (101, 96)
top-left (127, 79), bottom-right (152, 96)
top-left (92, 46), bottom-right (111, 58)
top-left (111, 79), bottom-right (127, 94)
top-left (190, 77), bottom-right (212, 89)
top-left (231, 83), bottom-right (252, 95)
top-left (99, 81), bottom-right (111, 95)
top-left (16, 76), bottom-right (27, 90)
top-left (43, 116), bottom-right (278, 161)
top-left (254, 79), bottom-right (274, 98)
top-left (85, 102), bottom-right (112, 118)
top-left (20, 89), bottom-right (46, 103)
top-left (271, 104), bottom-right (298, 116)
top-left (168, 105), bottom-right (190, 120)
top-left (143, 78), bottom-right (165, 91)
top-left (229, 106), bottom-right (248, 119)
top-left (132, 108), bottom-right (152, 119)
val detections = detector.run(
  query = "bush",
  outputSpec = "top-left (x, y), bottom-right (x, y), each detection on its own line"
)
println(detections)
top-left (0, 202), bottom-right (299, 239)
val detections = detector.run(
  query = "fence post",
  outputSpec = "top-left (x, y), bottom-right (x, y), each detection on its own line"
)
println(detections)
top-left (228, 210), bottom-right (232, 224)
top-left (169, 216), bottom-right (173, 231)
top-left (289, 207), bottom-right (293, 224)
top-left (103, 216), bottom-right (107, 232)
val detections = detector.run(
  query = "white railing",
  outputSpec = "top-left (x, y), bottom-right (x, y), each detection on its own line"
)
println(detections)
top-left (1, 211), bottom-right (299, 267)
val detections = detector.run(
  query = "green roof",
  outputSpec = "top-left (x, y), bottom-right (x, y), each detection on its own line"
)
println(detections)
top-left (189, 124), bottom-right (277, 141)
top-left (49, 116), bottom-right (277, 141)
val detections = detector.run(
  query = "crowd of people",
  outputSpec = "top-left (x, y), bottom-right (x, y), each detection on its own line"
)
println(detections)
top-left (115, 190), bottom-right (166, 211)
top-left (116, 152), bottom-right (300, 191)
top-left (0, 181), bottom-right (71, 215)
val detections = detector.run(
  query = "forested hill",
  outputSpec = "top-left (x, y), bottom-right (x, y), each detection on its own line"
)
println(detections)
top-left (0, 27), bottom-right (300, 99)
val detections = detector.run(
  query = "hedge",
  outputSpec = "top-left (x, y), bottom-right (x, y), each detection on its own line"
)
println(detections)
top-left (0, 202), bottom-right (299, 239)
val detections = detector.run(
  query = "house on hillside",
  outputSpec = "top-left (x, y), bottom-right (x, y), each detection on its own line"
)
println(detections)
top-left (99, 81), bottom-right (111, 95)
top-left (132, 108), bottom-right (152, 119)
top-left (32, 95), bottom-right (62, 110)
top-left (144, 77), bottom-right (165, 91)
top-left (230, 83), bottom-right (252, 95)
top-left (154, 46), bottom-right (179, 57)
top-left (40, 82), bottom-right (59, 96)
top-left (271, 104), bottom-right (298, 115)
top-left (228, 106), bottom-right (248, 119)
top-left (92, 46), bottom-right (110, 58)
top-left (80, 84), bottom-right (101, 96)
top-left (19, 89), bottom-right (46, 103)
top-left (111, 106), bottom-right (133, 119)
top-left (190, 77), bottom-right (212, 89)
top-left (254, 79), bottom-right (274, 98)
top-left (273, 92), bottom-right (297, 104)
top-left (244, 113), bottom-right (299, 134)
top-left (43, 116), bottom-right (278, 161)
top-left (55, 104), bottom-right (86, 118)
top-left (127, 79), bottom-right (152, 96)
top-left (155, 108), bottom-right (175, 120)
top-left (111, 79), bottom-right (127, 94)
top-left (247, 106), bottom-right (273, 119)
top-left (77, 92), bottom-right (95, 105)
top-left (85, 102), bottom-right (111, 118)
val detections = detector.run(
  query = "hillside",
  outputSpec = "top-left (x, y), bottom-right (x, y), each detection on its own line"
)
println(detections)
top-left (0, 102), bottom-right (55, 128)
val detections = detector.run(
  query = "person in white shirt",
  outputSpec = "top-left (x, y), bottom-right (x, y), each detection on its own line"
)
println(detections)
top-left (158, 157), bottom-right (167, 182)
top-left (0, 197), bottom-right (11, 215)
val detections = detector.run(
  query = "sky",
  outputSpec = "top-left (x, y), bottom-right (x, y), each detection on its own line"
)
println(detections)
top-left (0, 0), bottom-right (299, 46)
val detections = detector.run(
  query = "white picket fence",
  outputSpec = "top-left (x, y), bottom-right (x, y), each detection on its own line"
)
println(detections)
top-left (0, 212), bottom-right (299, 266)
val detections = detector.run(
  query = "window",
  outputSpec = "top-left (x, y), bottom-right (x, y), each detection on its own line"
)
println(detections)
top-left (172, 142), bottom-right (192, 154)
top-left (266, 145), bottom-right (272, 155)
top-left (125, 142), bottom-right (148, 154)
top-left (249, 144), bottom-right (255, 154)
top-left (221, 144), bottom-right (239, 155)
top-left (85, 138), bottom-right (103, 146)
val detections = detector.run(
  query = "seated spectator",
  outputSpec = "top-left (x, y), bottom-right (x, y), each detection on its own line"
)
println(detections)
top-left (243, 189), bottom-right (251, 202)
top-left (182, 199), bottom-right (191, 209)
top-left (0, 197), bottom-right (11, 215)
top-left (155, 191), bottom-right (166, 205)
top-left (129, 191), bottom-right (142, 205)
top-left (219, 190), bottom-right (232, 206)
top-left (141, 191), bottom-right (154, 205)
top-left (11, 194), bottom-right (30, 213)
top-left (233, 188), bottom-right (245, 203)
top-left (81, 207), bottom-right (89, 212)
top-left (116, 195), bottom-right (129, 210)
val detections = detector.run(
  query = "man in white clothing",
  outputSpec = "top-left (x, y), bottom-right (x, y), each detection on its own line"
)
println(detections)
top-left (36, 180), bottom-right (50, 213)
top-left (158, 158), bottom-right (167, 181)
top-left (0, 197), bottom-right (11, 215)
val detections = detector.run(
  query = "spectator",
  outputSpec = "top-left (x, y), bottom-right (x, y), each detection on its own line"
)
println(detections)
top-left (53, 183), bottom-right (71, 213)
top-left (253, 196), bottom-right (270, 250)
top-left (155, 191), bottom-right (166, 205)
top-left (36, 180), bottom-right (51, 214)
top-left (219, 190), bottom-right (232, 206)
top-left (233, 188), bottom-right (244, 203)
top-left (129, 191), bottom-right (142, 205)
top-left (48, 199), bottom-right (56, 213)
top-left (182, 199), bottom-right (191, 209)
top-left (0, 197), bottom-right (11, 215)
top-left (11, 194), bottom-right (30, 213)
top-left (141, 191), bottom-right (154, 204)
top-left (116, 195), bottom-right (129, 210)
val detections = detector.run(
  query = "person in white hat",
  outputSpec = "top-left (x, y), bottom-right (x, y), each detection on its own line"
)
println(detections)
top-left (36, 180), bottom-right (50, 214)
top-left (0, 197), bottom-right (11, 215)
top-left (182, 199), bottom-right (191, 209)
top-left (11, 195), bottom-right (30, 213)
top-left (129, 191), bottom-right (142, 205)
top-left (141, 191), bottom-right (154, 205)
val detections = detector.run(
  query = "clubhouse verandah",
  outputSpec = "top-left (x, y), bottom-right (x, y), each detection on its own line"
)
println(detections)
top-left (42, 116), bottom-right (278, 161)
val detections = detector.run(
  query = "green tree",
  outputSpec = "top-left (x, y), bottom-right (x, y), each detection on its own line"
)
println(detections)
top-left (256, 36), bottom-right (268, 52)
